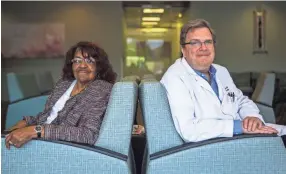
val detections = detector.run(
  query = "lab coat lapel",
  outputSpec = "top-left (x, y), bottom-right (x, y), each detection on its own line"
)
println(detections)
top-left (216, 76), bottom-right (227, 102)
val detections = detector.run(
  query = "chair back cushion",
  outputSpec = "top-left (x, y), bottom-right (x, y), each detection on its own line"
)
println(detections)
top-left (252, 73), bottom-right (275, 106)
top-left (95, 80), bottom-right (138, 156)
top-left (139, 79), bottom-right (183, 155)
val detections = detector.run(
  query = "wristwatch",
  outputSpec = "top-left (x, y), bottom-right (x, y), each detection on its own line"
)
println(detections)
top-left (34, 125), bottom-right (42, 138)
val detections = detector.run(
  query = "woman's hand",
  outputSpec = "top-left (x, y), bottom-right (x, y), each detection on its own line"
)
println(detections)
top-left (5, 126), bottom-right (37, 149)
top-left (5, 120), bottom-right (27, 132)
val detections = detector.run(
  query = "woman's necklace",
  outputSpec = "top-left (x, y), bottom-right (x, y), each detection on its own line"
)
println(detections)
top-left (70, 84), bottom-right (88, 97)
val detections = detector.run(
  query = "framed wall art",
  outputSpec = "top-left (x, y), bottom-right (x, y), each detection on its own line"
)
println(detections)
top-left (2, 23), bottom-right (65, 59)
top-left (253, 9), bottom-right (268, 54)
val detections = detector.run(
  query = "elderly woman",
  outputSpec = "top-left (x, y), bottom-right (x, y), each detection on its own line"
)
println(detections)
top-left (5, 41), bottom-right (117, 148)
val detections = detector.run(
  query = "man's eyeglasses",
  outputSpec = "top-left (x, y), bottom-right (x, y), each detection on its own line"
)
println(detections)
top-left (71, 57), bottom-right (95, 65)
top-left (182, 39), bottom-right (215, 48)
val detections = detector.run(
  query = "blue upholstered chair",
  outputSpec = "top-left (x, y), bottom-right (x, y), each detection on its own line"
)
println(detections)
top-left (35, 71), bottom-right (54, 94)
top-left (5, 95), bottom-right (49, 129)
top-left (252, 73), bottom-right (276, 123)
top-left (230, 72), bottom-right (253, 96)
top-left (6, 72), bottom-right (24, 102)
top-left (2, 77), bottom-right (139, 174)
top-left (6, 72), bottom-right (41, 102)
top-left (139, 79), bottom-right (286, 174)
top-left (2, 72), bottom-right (48, 130)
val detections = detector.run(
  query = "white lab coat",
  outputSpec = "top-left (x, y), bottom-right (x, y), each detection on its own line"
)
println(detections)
top-left (161, 58), bottom-right (285, 142)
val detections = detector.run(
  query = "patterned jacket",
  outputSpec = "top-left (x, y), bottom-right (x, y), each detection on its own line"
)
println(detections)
top-left (24, 78), bottom-right (113, 145)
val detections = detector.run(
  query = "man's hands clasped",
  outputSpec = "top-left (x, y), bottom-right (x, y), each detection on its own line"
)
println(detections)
top-left (242, 117), bottom-right (278, 134)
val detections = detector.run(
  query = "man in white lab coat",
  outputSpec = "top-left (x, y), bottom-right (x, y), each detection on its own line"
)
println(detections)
top-left (161, 19), bottom-right (286, 143)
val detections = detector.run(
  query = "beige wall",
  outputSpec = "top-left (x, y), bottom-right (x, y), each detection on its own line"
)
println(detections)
top-left (2, 1), bottom-right (124, 81)
top-left (184, 1), bottom-right (286, 72)
top-left (2, 1), bottom-right (285, 82)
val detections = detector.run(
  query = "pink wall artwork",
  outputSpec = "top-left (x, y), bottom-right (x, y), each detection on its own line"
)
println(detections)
top-left (2, 23), bottom-right (65, 58)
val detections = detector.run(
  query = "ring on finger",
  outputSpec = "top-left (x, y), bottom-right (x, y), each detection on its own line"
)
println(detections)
top-left (9, 141), bottom-right (15, 146)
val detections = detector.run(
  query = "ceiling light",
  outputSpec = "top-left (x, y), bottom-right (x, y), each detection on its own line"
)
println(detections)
top-left (142, 22), bottom-right (158, 26)
top-left (142, 17), bottom-right (160, 22)
top-left (178, 13), bottom-right (182, 18)
top-left (141, 28), bottom-right (168, 33)
top-left (143, 8), bottom-right (164, 13)
top-left (256, 12), bottom-right (263, 16)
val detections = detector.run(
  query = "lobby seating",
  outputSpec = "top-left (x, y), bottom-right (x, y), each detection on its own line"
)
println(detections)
top-left (2, 77), bottom-right (139, 174)
top-left (139, 78), bottom-right (286, 174)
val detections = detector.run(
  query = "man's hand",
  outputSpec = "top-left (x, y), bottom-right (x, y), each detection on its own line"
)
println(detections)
top-left (243, 125), bottom-right (278, 134)
top-left (5, 126), bottom-right (37, 149)
top-left (243, 117), bottom-right (264, 132)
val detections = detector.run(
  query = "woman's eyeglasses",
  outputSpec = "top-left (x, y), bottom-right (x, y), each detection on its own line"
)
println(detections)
top-left (71, 57), bottom-right (95, 65)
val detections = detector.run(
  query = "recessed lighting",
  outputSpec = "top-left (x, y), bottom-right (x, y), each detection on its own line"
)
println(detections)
top-left (143, 8), bottom-right (164, 13)
top-left (142, 17), bottom-right (160, 22)
top-left (141, 28), bottom-right (168, 33)
top-left (142, 22), bottom-right (158, 26)
top-left (257, 12), bottom-right (263, 16)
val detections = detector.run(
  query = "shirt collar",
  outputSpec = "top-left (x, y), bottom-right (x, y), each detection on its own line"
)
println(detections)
top-left (191, 65), bottom-right (217, 78)
top-left (209, 65), bottom-right (217, 76)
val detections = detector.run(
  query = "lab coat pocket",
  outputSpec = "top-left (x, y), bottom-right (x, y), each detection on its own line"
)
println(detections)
top-left (221, 93), bottom-right (238, 118)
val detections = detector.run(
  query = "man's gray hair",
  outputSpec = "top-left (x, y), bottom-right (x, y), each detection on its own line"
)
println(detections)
top-left (180, 19), bottom-right (216, 48)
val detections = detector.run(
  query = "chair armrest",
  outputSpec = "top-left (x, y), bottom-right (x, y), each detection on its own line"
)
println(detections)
top-left (1, 136), bottom-right (129, 174)
top-left (148, 135), bottom-right (286, 174)
top-left (150, 134), bottom-right (278, 160)
top-left (1, 135), bottom-right (127, 160)
top-left (9, 93), bottom-right (49, 105)
top-left (254, 101), bottom-right (272, 108)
